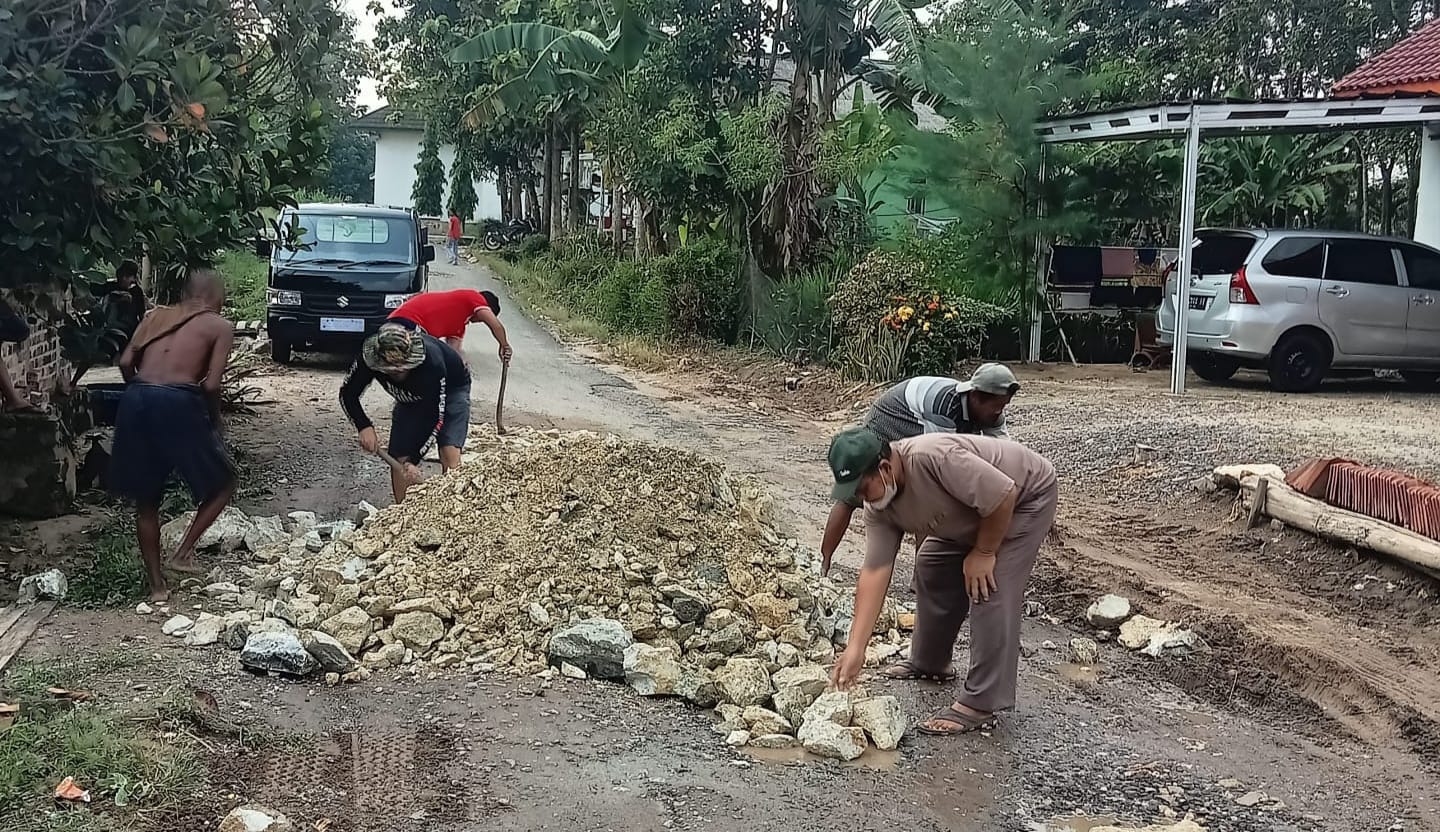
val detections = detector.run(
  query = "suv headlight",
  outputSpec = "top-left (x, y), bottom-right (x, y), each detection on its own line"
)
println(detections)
top-left (384, 293), bottom-right (414, 309)
top-left (267, 289), bottom-right (302, 307)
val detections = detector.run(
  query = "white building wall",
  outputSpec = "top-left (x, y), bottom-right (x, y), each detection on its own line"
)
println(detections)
top-left (371, 129), bottom-right (503, 221)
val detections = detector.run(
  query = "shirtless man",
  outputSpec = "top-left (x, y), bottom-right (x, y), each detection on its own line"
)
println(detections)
top-left (109, 269), bottom-right (236, 601)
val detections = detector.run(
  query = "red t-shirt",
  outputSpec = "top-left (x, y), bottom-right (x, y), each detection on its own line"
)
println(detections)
top-left (389, 289), bottom-right (489, 340)
top-left (448, 216), bottom-right (463, 240)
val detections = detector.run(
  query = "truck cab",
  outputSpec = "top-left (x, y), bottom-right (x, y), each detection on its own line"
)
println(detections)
top-left (260, 204), bottom-right (434, 363)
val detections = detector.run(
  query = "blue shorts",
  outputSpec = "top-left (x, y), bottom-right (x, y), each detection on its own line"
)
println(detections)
top-left (109, 383), bottom-right (234, 504)
top-left (387, 384), bottom-right (470, 462)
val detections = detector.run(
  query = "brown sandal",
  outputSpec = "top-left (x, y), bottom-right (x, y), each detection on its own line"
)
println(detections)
top-left (880, 660), bottom-right (956, 683)
top-left (915, 705), bottom-right (996, 736)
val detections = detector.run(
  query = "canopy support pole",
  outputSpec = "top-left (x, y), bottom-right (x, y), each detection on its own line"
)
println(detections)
top-left (1170, 108), bottom-right (1201, 395)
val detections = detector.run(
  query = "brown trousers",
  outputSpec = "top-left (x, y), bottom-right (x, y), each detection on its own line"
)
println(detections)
top-left (908, 481), bottom-right (1058, 713)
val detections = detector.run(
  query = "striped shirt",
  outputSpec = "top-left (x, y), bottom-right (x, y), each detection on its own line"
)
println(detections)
top-left (865, 376), bottom-right (1009, 444)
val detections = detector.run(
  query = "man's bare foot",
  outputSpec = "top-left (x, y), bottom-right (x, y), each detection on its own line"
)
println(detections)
top-left (2, 400), bottom-right (36, 413)
top-left (148, 586), bottom-right (172, 603)
top-left (165, 549), bottom-right (205, 575)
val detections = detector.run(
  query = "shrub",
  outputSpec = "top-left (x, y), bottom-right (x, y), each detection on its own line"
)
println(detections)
top-left (828, 250), bottom-right (1003, 379)
top-left (753, 262), bottom-right (842, 362)
top-left (828, 251), bottom-right (938, 341)
top-left (517, 234), bottom-right (551, 260)
top-left (656, 239), bottom-right (741, 343)
top-left (586, 259), bottom-right (647, 333)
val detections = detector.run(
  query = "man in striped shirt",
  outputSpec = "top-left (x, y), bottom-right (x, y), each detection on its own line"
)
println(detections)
top-left (819, 363), bottom-right (1019, 578)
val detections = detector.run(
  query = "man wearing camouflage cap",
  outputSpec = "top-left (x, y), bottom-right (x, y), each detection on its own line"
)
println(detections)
top-left (339, 323), bottom-right (471, 502)
top-left (819, 363), bottom-right (1021, 578)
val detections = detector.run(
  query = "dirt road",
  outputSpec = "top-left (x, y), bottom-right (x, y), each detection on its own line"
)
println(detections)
top-left (18, 257), bottom-right (1440, 830)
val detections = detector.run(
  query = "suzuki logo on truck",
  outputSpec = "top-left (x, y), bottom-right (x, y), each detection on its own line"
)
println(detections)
top-left (336, 296), bottom-right (350, 308)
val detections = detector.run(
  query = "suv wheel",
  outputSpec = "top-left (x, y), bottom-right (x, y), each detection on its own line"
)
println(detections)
top-left (271, 338), bottom-right (293, 365)
top-left (1401, 371), bottom-right (1440, 390)
top-left (1190, 352), bottom-right (1239, 384)
top-left (1268, 332), bottom-right (1330, 393)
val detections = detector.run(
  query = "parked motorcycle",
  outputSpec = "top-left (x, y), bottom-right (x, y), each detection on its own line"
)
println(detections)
top-left (482, 218), bottom-right (537, 251)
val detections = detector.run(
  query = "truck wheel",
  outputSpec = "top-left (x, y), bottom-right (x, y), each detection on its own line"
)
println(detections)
top-left (1268, 332), bottom-right (1330, 393)
top-left (271, 338), bottom-right (293, 365)
top-left (1190, 352), bottom-right (1239, 384)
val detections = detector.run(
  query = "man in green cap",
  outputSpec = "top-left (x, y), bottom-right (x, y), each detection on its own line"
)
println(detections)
top-left (819, 362), bottom-right (1020, 578)
top-left (339, 323), bottom-right (471, 503)
top-left (826, 426), bottom-right (1058, 735)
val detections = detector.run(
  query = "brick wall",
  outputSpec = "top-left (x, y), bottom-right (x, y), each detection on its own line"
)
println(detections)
top-left (1, 309), bottom-right (73, 408)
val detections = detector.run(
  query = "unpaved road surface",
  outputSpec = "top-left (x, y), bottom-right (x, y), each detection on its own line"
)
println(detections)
top-left (12, 258), bottom-right (1440, 830)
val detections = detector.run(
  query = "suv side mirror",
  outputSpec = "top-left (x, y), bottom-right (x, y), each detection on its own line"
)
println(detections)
top-left (421, 244), bottom-right (436, 263)
top-left (254, 238), bottom-right (273, 258)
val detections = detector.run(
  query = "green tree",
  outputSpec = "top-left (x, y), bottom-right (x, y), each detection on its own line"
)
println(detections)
top-left (1, 0), bottom-right (351, 302)
top-left (327, 128), bottom-right (378, 203)
top-left (448, 136), bottom-right (480, 220)
top-left (889, 0), bottom-right (1085, 306)
top-left (413, 122), bottom-right (447, 216)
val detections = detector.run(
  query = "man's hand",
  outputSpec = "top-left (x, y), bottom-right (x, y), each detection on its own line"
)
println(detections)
top-left (964, 550), bottom-right (998, 603)
top-left (831, 645), bottom-right (865, 690)
top-left (499, 342), bottom-right (513, 365)
top-left (358, 427), bottom-right (379, 454)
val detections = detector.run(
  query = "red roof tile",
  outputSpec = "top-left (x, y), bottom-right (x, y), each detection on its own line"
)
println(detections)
top-left (1334, 18), bottom-right (1440, 94)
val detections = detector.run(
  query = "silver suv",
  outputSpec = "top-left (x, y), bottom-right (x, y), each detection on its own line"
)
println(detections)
top-left (1157, 229), bottom-right (1440, 392)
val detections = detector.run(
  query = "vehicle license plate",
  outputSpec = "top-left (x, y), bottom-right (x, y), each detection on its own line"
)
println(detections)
top-left (1188, 295), bottom-right (1210, 311)
top-left (321, 317), bottom-right (365, 333)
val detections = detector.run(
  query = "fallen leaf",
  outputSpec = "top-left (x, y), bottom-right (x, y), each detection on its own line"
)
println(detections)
top-left (185, 102), bottom-right (205, 119)
top-left (191, 688), bottom-right (219, 714)
top-left (143, 123), bottom-right (168, 143)
top-left (54, 776), bottom-right (91, 803)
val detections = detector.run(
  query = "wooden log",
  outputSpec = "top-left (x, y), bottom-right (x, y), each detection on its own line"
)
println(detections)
top-left (1215, 466), bottom-right (1440, 580)
top-left (0, 601), bottom-right (55, 674)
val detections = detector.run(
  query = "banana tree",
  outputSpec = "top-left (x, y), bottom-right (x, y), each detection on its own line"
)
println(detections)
top-left (448, 0), bottom-right (659, 237)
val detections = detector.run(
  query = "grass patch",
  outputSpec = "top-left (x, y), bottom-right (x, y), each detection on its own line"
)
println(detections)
top-left (65, 526), bottom-right (145, 610)
top-left (0, 651), bottom-right (197, 831)
top-left (214, 249), bottom-right (267, 322)
top-left (482, 254), bottom-right (672, 373)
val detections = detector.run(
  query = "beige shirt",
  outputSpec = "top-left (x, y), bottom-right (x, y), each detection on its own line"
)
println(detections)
top-left (863, 434), bottom-right (1057, 569)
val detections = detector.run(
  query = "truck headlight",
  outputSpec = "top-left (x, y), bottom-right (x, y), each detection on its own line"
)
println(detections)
top-left (384, 293), bottom-right (414, 309)
top-left (267, 289), bottom-right (302, 307)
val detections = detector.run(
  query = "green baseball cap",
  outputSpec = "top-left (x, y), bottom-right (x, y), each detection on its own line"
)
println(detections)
top-left (828, 427), bottom-right (885, 502)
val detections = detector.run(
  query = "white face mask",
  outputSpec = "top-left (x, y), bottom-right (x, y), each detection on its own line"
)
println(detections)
top-left (864, 470), bottom-right (898, 510)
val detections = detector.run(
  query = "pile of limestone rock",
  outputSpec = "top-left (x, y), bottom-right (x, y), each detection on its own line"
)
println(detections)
top-left (154, 426), bottom-right (911, 759)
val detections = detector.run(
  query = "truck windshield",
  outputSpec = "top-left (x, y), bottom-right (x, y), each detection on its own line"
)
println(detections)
top-left (276, 213), bottom-right (415, 265)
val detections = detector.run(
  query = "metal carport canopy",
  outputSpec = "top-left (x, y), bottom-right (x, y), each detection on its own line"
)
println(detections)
top-left (1031, 95), bottom-right (1440, 394)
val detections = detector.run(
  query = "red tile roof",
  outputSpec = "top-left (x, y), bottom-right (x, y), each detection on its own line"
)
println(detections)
top-left (1334, 18), bottom-right (1440, 95)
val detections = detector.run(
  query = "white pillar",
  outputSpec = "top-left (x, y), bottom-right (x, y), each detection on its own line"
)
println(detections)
top-left (1415, 123), bottom-right (1440, 248)
top-left (1169, 108), bottom-right (1202, 395)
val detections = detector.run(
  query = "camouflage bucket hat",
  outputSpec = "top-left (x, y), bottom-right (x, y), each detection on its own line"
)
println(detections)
top-left (362, 324), bottom-right (426, 373)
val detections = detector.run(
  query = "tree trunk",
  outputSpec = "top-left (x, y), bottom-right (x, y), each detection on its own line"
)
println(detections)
top-left (611, 185), bottom-right (625, 252)
top-left (497, 170), bottom-right (510, 223)
top-left (1381, 158), bottom-right (1395, 236)
top-left (541, 127), bottom-right (556, 235)
top-left (524, 178), bottom-right (540, 225)
top-left (1356, 142), bottom-right (1368, 233)
top-left (569, 127), bottom-right (583, 232)
top-left (548, 118), bottom-right (563, 236)
top-left (1408, 149), bottom-right (1422, 237)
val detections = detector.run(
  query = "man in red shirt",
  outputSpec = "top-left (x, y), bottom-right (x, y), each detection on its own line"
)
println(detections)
top-left (446, 212), bottom-right (463, 265)
top-left (389, 288), bottom-right (513, 364)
